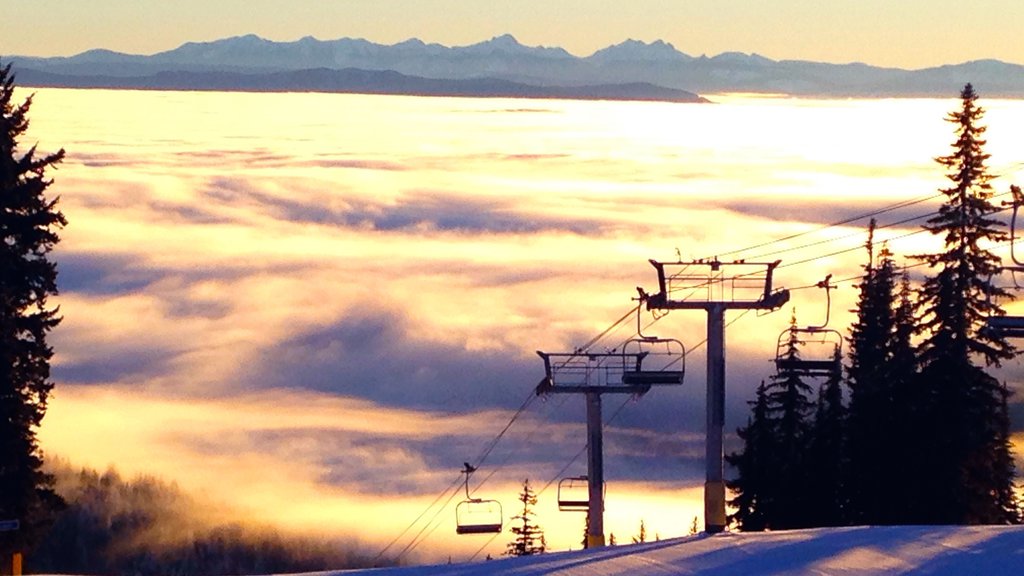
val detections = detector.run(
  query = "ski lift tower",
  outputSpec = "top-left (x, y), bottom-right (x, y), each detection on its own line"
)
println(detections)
top-left (640, 257), bottom-right (789, 534)
top-left (536, 336), bottom-right (685, 548)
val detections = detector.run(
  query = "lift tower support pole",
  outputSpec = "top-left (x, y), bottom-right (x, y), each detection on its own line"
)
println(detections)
top-left (642, 258), bottom-right (789, 534)
top-left (705, 303), bottom-right (726, 531)
top-left (585, 392), bottom-right (604, 548)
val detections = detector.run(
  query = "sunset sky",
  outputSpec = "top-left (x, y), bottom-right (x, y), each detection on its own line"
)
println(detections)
top-left (7, 1), bottom-right (1024, 565)
top-left (5, 0), bottom-right (1024, 68)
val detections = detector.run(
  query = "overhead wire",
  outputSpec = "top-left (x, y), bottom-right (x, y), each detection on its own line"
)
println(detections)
top-left (712, 192), bottom-right (946, 260)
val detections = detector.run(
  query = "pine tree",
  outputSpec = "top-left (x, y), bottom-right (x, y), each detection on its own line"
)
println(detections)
top-left (0, 62), bottom-right (67, 557)
top-left (806, 347), bottom-right (846, 527)
top-left (887, 271), bottom-right (924, 523)
top-left (765, 316), bottom-right (815, 529)
top-left (726, 381), bottom-right (774, 530)
top-left (846, 230), bottom-right (911, 524)
top-left (505, 479), bottom-right (545, 556)
top-left (631, 519), bottom-right (646, 544)
top-left (912, 83), bottom-right (1019, 524)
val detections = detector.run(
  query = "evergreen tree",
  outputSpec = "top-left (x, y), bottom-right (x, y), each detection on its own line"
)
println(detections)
top-left (726, 381), bottom-right (774, 530)
top-left (806, 347), bottom-right (846, 527)
top-left (912, 83), bottom-right (1018, 524)
top-left (887, 270), bottom-right (925, 523)
top-left (631, 519), bottom-right (646, 544)
top-left (0, 62), bottom-right (67, 558)
top-left (764, 316), bottom-right (816, 529)
top-left (846, 230), bottom-right (912, 524)
top-left (505, 479), bottom-right (545, 556)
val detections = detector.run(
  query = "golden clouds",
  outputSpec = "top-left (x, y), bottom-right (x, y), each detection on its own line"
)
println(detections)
top-left (23, 89), bottom-right (1024, 558)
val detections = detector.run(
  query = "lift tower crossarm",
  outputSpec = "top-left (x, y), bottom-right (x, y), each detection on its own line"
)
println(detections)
top-left (644, 259), bottom-right (790, 311)
top-left (640, 257), bottom-right (789, 536)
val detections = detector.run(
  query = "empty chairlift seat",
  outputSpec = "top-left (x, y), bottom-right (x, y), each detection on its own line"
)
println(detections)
top-left (557, 476), bottom-right (590, 512)
top-left (775, 327), bottom-right (843, 378)
top-left (985, 315), bottom-right (1024, 339)
top-left (620, 337), bottom-right (686, 386)
top-left (455, 499), bottom-right (503, 535)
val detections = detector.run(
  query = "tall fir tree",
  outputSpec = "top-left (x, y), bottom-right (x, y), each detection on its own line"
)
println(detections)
top-left (728, 315), bottom-right (819, 531)
top-left (806, 347), bottom-right (846, 527)
top-left (765, 315), bottom-right (816, 529)
top-left (887, 270), bottom-right (925, 523)
top-left (505, 479), bottom-right (545, 556)
top-left (726, 381), bottom-right (774, 531)
top-left (0, 62), bottom-right (67, 557)
top-left (845, 227), bottom-right (912, 524)
top-left (912, 83), bottom-right (1018, 524)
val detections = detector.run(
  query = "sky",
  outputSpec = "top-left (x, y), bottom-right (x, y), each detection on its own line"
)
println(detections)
top-left (4, 0), bottom-right (1024, 68)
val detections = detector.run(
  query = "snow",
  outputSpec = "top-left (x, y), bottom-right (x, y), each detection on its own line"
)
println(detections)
top-left (327, 526), bottom-right (1024, 575)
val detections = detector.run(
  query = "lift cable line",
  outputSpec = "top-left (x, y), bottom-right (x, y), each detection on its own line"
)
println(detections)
top-left (698, 189), bottom-right (1017, 286)
top-left (680, 200), bottom-right (1017, 300)
top-left (712, 179), bottom-right (1019, 263)
top-left (712, 191), bottom-right (946, 260)
top-left (374, 473), bottom-right (464, 564)
top-left (390, 479), bottom-right (466, 563)
top-left (743, 208), bottom-right (942, 262)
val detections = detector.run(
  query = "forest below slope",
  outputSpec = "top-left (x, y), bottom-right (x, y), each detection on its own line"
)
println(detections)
top-left (24, 462), bottom-right (391, 575)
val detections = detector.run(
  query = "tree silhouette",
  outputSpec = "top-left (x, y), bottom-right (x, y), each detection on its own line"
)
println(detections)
top-left (0, 61), bottom-right (67, 558)
top-left (726, 381), bottom-right (774, 530)
top-left (806, 347), bottom-right (846, 527)
top-left (765, 316), bottom-right (815, 529)
top-left (631, 519), bottom-right (647, 544)
top-left (846, 229), bottom-right (915, 524)
top-left (911, 83), bottom-right (1018, 524)
top-left (505, 479), bottom-right (545, 557)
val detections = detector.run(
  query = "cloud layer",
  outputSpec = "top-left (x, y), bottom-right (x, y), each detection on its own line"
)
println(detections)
top-left (24, 88), bottom-right (1024, 557)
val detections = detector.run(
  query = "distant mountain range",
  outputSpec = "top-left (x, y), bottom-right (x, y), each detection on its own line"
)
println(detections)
top-left (7, 34), bottom-right (1024, 101)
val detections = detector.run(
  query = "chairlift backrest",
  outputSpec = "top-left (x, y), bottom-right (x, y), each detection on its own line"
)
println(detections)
top-left (557, 476), bottom-right (590, 512)
top-left (456, 499), bottom-right (503, 535)
top-left (985, 316), bottom-right (1024, 339)
top-left (775, 326), bottom-right (843, 378)
top-left (1009, 185), bottom-right (1024, 268)
top-left (621, 337), bottom-right (686, 386)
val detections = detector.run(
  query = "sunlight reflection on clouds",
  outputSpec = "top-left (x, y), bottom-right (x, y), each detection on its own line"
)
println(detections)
top-left (21, 88), bottom-right (1024, 555)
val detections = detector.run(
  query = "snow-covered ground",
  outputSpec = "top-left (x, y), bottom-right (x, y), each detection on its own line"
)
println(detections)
top-left (330, 525), bottom-right (1024, 575)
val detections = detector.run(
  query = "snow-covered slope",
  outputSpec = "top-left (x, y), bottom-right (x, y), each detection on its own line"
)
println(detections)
top-left (336, 526), bottom-right (1024, 575)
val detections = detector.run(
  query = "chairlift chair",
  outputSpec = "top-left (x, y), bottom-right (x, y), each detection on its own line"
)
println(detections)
top-left (984, 316), bottom-right (1024, 339)
top-left (455, 499), bottom-right (503, 534)
top-left (455, 463), bottom-right (503, 535)
top-left (557, 476), bottom-right (590, 512)
top-left (774, 275), bottom-right (843, 378)
top-left (985, 185), bottom-right (1024, 339)
top-left (620, 337), bottom-right (686, 386)
top-left (775, 327), bottom-right (843, 378)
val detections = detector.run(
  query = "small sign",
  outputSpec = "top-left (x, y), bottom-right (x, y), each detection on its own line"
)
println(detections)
top-left (0, 520), bottom-right (19, 531)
